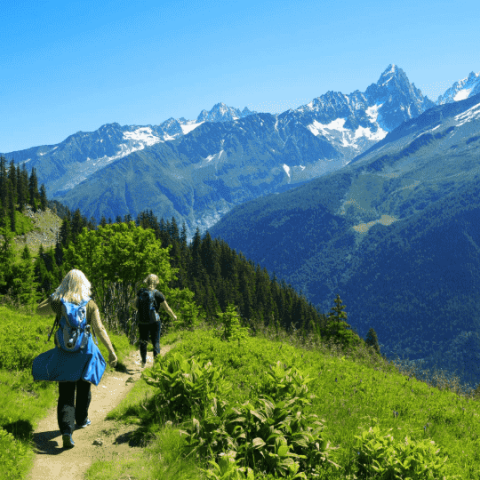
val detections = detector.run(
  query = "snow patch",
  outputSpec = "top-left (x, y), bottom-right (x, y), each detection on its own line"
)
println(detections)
top-left (283, 164), bottom-right (291, 177)
top-left (205, 150), bottom-right (224, 163)
top-left (454, 102), bottom-right (480, 127)
top-left (454, 88), bottom-right (472, 101)
top-left (365, 103), bottom-right (383, 122)
top-left (308, 116), bottom-right (386, 146)
top-left (354, 125), bottom-right (387, 142)
top-left (160, 133), bottom-right (179, 142)
top-left (181, 121), bottom-right (204, 135)
top-left (307, 118), bottom-right (348, 137)
top-left (123, 127), bottom-right (160, 146)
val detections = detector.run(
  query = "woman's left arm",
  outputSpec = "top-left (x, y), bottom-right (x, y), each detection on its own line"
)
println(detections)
top-left (36, 297), bottom-right (54, 316)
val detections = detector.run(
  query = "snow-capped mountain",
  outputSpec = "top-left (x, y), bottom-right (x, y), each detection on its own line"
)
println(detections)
top-left (2, 64), bottom-right (478, 242)
top-left (196, 103), bottom-right (256, 122)
top-left (280, 64), bottom-right (435, 168)
top-left (436, 70), bottom-right (480, 104)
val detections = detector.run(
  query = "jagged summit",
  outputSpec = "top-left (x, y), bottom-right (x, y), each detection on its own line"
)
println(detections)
top-left (437, 70), bottom-right (480, 105)
top-left (376, 64), bottom-right (411, 89)
top-left (196, 103), bottom-right (256, 123)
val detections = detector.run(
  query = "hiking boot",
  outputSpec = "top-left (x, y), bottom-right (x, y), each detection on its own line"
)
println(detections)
top-left (141, 361), bottom-right (146, 368)
top-left (76, 418), bottom-right (91, 429)
top-left (62, 433), bottom-right (75, 448)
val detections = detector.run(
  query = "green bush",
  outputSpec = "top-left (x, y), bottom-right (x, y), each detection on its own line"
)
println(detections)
top-left (180, 355), bottom-right (341, 479)
top-left (254, 361), bottom-right (313, 405)
top-left (142, 352), bottom-right (232, 421)
top-left (202, 451), bottom-right (255, 480)
top-left (351, 424), bottom-right (450, 479)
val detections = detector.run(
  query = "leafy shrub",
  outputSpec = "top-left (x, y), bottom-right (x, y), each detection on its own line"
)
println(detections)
top-left (142, 352), bottom-right (232, 421)
top-left (351, 424), bottom-right (451, 479)
top-left (202, 450), bottom-right (255, 480)
top-left (254, 361), bottom-right (313, 405)
top-left (181, 356), bottom-right (341, 479)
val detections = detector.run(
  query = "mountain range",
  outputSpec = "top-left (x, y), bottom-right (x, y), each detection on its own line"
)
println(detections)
top-left (207, 90), bottom-right (480, 393)
top-left (3, 64), bottom-right (480, 392)
top-left (5, 64), bottom-right (479, 243)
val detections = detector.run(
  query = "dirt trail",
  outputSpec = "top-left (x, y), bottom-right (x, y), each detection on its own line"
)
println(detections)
top-left (28, 346), bottom-right (173, 480)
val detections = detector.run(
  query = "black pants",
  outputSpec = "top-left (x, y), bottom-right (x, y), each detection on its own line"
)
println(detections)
top-left (138, 321), bottom-right (161, 363)
top-left (57, 379), bottom-right (91, 435)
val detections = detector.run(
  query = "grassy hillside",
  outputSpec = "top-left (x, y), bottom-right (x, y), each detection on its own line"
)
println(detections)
top-left (82, 326), bottom-right (480, 480)
top-left (0, 205), bottom-right (62, 259)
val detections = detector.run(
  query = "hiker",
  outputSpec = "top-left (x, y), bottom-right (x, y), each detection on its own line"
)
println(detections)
top-left (136, 274), bottom-right (177, 367)
top-left (35, 269), bottom-right (118, 449)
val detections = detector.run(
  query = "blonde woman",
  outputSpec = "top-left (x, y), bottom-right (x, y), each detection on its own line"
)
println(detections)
top-left (36, 269), bottom-right (117, 449)
top-left (136, 274), bottom-right (177, 367)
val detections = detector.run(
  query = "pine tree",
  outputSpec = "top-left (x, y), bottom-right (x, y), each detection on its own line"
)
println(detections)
top-left (88, 216), bottom-right (97, 231)
top-left (16, 164), bottom-right (26, 212)
top-left (20, 164), bottom-right (29, 209)
top-left (180, 221), bottom-right (188, 253)
top-left (189, 228), bottom-right (205, 280)
top-left (0, 156), bottom-right (8, 210)
top-left (324, 294), bottom-right (362, 352)
top-left (0, 224), bottom-right (16, 293)
top-left (34, 246), bottom-right (51, 296)
top-left (168, 216), bottom-right (180, 243)
top-left (365, 327), bottom-right (381, 355)
top-left (8, 183), bottom-right (15, 233)
top-left (8, 159), bottom-right (17, 206)
top-left (39, 184), bottom-right (48, 211)
top-left (29, 167), bottom-right (40, 212)
top-left (58, 213), bottom-right (73, 248)
top-left (100, 215), bottom-right (107, 228)
top-left (11, 245), bottom-right (41, 311)
top-left (71, 209), bottom-right (86, 239)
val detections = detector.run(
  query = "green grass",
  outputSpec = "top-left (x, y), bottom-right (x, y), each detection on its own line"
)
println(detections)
top-left (4, 297), bottom-right (480, 479)
top-left (84, 324), bottom-right (480, 480)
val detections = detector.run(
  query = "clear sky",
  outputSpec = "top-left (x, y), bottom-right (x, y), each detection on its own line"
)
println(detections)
top-left (2, 0), bottom-right (479, 152)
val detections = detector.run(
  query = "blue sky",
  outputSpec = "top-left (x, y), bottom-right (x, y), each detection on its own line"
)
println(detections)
top-left (1, 0), bottom-right (479, 152)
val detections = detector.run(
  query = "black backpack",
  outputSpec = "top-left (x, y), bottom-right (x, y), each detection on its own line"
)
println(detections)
top-left (137, 289), bottom-right (160, 324)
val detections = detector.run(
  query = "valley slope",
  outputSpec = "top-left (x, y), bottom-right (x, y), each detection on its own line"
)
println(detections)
top-left (207, 92), bottom-right (480, 393)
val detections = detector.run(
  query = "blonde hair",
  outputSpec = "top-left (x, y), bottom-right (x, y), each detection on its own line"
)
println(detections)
top-left (143, 274), bottom-right (159, 289)
top-left (51, 269), bottom-right (92, 305)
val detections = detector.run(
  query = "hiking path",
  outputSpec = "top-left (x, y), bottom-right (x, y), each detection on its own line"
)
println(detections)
top-left (28, 345), bottom-right (173, 480)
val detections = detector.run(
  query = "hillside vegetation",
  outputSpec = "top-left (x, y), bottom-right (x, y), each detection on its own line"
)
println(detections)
top-left (2, 158), bottom-right (480, 478)
top-left (69, 326), bottom-right (480, 479)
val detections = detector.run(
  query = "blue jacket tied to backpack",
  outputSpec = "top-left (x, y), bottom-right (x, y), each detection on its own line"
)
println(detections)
top-left (32, 297), bottom-right (106, 385)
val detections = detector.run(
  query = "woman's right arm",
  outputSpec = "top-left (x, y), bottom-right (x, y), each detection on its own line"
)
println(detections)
top-left (161, 301), bottom-right (177, 320)
top-left (91, 308), bottom-right (117, 366)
